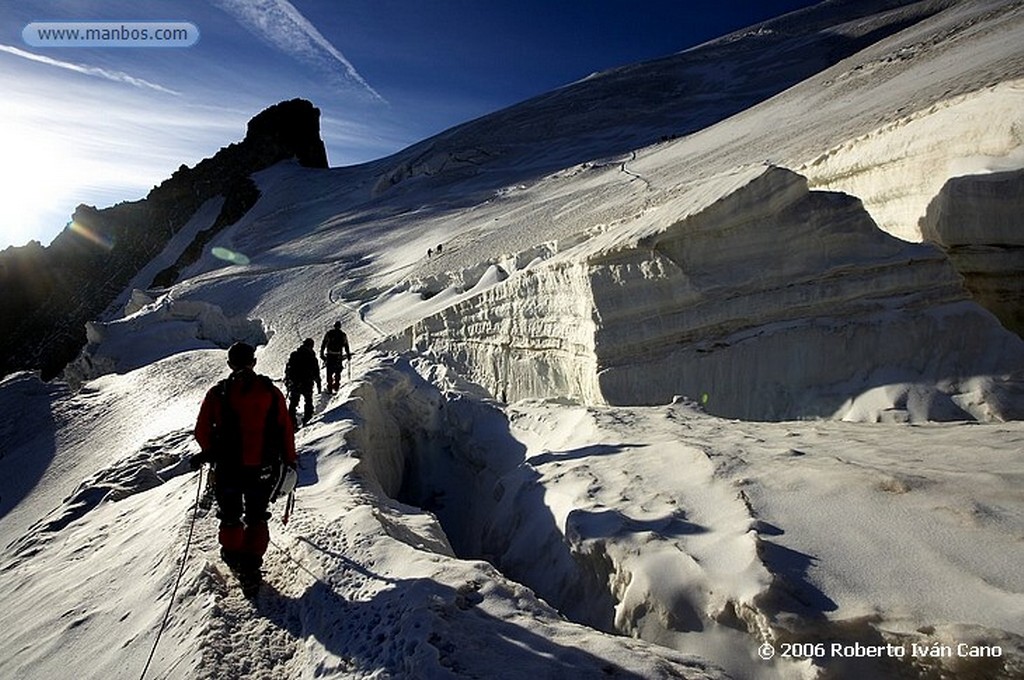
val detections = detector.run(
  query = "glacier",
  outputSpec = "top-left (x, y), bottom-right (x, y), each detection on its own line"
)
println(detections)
top-left (391, 165), bottom-right (1023, 420)
top-left (2, 1), bottom-right (1024, 679)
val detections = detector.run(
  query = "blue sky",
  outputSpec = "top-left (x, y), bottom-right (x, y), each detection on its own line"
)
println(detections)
top-left (0, 0), bottom-right (820, 250)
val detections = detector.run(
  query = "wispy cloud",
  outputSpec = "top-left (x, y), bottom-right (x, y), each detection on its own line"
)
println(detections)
top-left (212, 0), bottom-right (385, 102)
top-left (0, 44), bottom-right (179, 95)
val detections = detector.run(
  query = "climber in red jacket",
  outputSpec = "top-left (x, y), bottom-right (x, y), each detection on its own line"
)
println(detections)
top-left (192, 342), bottom-right (296, 590)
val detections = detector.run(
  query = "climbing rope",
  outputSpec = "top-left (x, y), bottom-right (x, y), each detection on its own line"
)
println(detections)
top-left (138, 467), bottom-right (204, 680)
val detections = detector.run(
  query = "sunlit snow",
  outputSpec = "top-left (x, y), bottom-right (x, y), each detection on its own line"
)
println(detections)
top-left (2, 2), bottom-right (1023, 680)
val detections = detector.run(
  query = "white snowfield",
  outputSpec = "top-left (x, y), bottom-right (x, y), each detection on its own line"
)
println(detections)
top-left (2, 1), bottom-right (1024, 679)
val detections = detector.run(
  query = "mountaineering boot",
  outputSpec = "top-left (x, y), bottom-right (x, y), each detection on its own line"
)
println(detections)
top-left (220, 547), bottom-right (245, 571)
top-left (237, 566), bottom-right (262, 598)
top-left (221, 548), bottom-right (261, 596)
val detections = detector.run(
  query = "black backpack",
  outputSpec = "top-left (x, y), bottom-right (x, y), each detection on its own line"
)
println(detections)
top-left (285, 348), bottom-right (317, 385)
top-left (323, 328), bottom-right (347, 354)
top-left (211, 373), bottom-right (285, 467)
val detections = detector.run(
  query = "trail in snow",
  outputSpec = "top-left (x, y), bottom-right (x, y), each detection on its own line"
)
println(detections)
top-left (327, 283), bottom-right (388, 341)
top-left (180, 393), bottom-right (720, 680)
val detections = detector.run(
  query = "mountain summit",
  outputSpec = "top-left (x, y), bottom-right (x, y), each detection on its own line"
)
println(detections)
top-left (0, 98), bottom-right (328, 381)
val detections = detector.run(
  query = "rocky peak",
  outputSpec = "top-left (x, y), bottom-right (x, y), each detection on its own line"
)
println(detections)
top-left (245, 98), bottom-right (329, 169)
top-left (0, 99), bottom-right (329, 381)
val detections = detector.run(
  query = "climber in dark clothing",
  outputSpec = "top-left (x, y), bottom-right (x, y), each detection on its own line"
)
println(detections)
top-left (285, 338), bottom-right (321, 426)
top-left (191, 342), bottom-right (296, 590)
top-left (320, 321), bottom-right (352, 393)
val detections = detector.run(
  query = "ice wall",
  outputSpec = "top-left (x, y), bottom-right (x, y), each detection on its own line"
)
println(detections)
top-left (403, 260), bottom-right (602, 404)
top-left (63, 291), bottom-right (268, 385)
top-left (799, 81), bottom-right (1024, 243)
top-left (921, 169), bottom-right (1024, 337)
top-left (591, 168), bottom-right (1024, 421)
top-left (799, 82), bottom-right (1024, 341)
top-left (402, 167), bottom-right (1024, 421)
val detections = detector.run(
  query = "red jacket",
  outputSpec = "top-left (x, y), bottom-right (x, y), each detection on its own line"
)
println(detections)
top-left (195, 370), bottom-right (296, 467)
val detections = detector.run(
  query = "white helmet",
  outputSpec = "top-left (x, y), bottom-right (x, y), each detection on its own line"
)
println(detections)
top-left (270, 464), bottom-right (298, 502)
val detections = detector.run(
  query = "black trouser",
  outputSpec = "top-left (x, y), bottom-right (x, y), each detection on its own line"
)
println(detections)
top-left (215, 465), bottom-right (275, 567)
top-left (324, 354), bottom-right (344, 391)
top-left (288, 382), bottom-right (314, 424)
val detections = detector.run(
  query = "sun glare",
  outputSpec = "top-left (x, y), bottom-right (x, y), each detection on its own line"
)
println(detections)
top-left (0, 117), bottom-right (85, 249)
top-left (68, 220), bottom-right (114, 250)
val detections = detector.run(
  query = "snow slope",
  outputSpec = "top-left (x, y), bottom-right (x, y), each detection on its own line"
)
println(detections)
top-left (3, 1), bottom-right (1024, 679)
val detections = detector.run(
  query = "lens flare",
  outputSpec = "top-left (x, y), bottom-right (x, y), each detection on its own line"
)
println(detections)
top-left (211, 246), bottom-right (250, 265)
top-left (68, 220), bottom-right (114, 250)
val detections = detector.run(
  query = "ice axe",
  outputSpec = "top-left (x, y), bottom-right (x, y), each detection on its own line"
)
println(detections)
top-left (283, 491), bottom-right (295, 525)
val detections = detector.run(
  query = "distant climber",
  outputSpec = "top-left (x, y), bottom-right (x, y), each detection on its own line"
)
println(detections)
top-left (285, 338), bottom-right (321, 427)
top-left (190, 342), bottom-right (296, 595)
top-left (320, 321), bottom-right (352, 393)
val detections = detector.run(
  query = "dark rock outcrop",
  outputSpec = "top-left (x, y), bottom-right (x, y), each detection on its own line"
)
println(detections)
top-left (0, 98), bottom-right (328, 381)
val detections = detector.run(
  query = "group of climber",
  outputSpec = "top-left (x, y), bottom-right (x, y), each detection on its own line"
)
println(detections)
top-left (188, 321), bottom-right (351, 593)
top-left (285, 320), bottom-right (352, 427)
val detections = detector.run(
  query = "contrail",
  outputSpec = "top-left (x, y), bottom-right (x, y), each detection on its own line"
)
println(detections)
top-left (212, 0), bottom-right (386, 102)
top-left (0, 44), bottom-right (180, 95)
